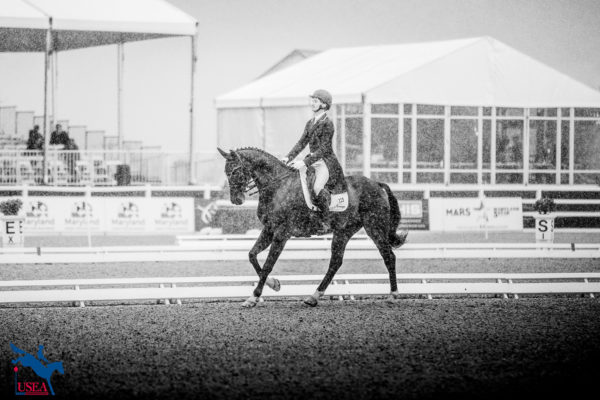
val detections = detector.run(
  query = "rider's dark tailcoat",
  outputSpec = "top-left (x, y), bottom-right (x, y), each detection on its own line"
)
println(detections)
top-left (286, 115), bottom-right (346, 193)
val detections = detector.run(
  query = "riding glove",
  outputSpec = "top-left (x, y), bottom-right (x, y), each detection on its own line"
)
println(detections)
top-left (290, 160), bottom-right (306, 170)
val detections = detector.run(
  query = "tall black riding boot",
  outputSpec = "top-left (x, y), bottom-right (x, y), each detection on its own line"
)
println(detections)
top-left (315, 189), bottom-right (332, 234)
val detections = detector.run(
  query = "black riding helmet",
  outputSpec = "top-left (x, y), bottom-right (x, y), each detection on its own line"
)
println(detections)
top-left (310, 89), bottom-right (332, 110)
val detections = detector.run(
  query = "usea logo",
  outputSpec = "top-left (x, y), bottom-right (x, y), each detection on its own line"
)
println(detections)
top-left (10, 343), bottom-right (64, 396)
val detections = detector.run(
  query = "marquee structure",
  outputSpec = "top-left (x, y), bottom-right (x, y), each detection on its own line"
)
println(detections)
top-left (0, 0), bottom-right (198, 183)
top-left (216, 37), bottom-right (600, 187)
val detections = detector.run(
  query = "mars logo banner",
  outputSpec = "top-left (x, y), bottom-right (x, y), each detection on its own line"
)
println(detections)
top-left (429, 198), bottom-right (522, 231)
top-left (10, 343), bottom-right (64, 396)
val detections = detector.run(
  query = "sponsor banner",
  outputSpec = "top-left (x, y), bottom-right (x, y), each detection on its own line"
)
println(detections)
top-left (23, 197), bottom-right (58, 233)
top-left (105, 198), bottom-right (149, 232)
top-left (429, 198), bottom-right (522, 231)
top-left (150, 198), bottom-right (195, 232)
top-left (397, 199), bottom-right (428, 230)
top-left (3, 197), bottom-right (195, 234)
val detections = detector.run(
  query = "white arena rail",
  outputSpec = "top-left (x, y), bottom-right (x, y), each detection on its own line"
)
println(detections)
top-left (0, 240), bottom-right (599, 264)
top-left (0, 273), bottom-right (598, 307)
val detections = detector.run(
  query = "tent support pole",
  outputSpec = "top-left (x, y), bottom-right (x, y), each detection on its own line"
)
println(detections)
top-left (188, 28), bottom-right (198, 185)
top-left (42, 19), bottom-right (53, 186)
top-left (117, 42), bottom-right (124, 151)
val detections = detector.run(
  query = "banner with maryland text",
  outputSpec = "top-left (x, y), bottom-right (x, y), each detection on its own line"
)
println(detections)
top-left (5, 197), bottom-right (195, 234)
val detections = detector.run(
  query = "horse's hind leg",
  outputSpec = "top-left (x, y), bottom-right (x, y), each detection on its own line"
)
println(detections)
top-left (364, 225), bottom-right (399, 299)
top-left (249, 228), bottom-right (280, 291)
top-left (304, 232), bottom-right (352, 307)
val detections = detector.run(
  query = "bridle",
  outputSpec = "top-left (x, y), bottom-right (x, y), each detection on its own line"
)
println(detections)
top-left (227, 157), bottom-right (294, 197)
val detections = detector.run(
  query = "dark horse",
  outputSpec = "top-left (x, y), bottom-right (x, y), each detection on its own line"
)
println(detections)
top-left (218, 147), bottom-right (407, 307)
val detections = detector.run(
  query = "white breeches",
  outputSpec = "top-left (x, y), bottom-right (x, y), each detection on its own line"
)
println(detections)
top-left (313, 159), bottom-right (329, 194)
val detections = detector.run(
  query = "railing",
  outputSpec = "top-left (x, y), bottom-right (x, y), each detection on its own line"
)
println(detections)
top-left (1, 273), bottom-right (598, 307)
top-left (0, 149), bottom-right (223, 186)
top-left (1, 241), bottom-right (599, 264)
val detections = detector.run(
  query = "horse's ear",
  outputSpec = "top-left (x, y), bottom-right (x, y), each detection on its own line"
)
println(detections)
top-left (231, 150), bottom-right (244, 164)
top-left (217, 147), bottom-right (231, 159)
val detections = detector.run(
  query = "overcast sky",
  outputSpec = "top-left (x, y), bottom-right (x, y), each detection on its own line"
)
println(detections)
top-left (0, 0), bottom-right (598, 152)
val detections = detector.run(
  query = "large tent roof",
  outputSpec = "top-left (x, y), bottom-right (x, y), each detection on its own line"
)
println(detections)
top-left (0, 0), bottom-right (197, 52)
top-left (216, 36), bottom-right (600, 108)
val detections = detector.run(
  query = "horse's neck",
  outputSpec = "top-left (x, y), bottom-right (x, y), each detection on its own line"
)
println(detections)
top-left (240, 151), bottom-right (287, 182)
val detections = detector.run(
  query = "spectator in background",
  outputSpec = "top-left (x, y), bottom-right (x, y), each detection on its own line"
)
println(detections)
top-left (50, 124), bottom-right (69, 147)
top-left (26, 125), bottom-right (44, 150)
top-left (65, 136), bottom-right (81, 183)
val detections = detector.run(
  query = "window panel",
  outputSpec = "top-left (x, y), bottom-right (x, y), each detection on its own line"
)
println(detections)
top-left (529, 173), bottom-right (556, 184)
top-left (450, 173), bottom-right (477, 183)
top-left (417, 172), bottom-right (444, 183)
top-left (496, 173), bottom-right (523, 184)
top-left (482, 120), bottom-right (491, 170)
top-left (371, 118), bottom-right (398, 168)
top-left (417, 119), bottom-right (444, 169)
top-left (574, 173), bottom-right (600, 184)
top-left (371, 171), bottom-right (398, 183)
top-left (496, 108), bottom-right (524, 117)
top-left (561, 121), bottom-right (570, 170)
top-left (529, 120), bottom-right (556, 170)
top-left (450, 106), bottom-right (478, 116)
top-left (574, 108), bottom-right (600, 118)
top-left (530, 108), bottom-right (557, 117)
top-left (371, 104), bottom-right (398, 114)
top-left (496, 120), bottom-right (524, 169)
top-left (345, 117), bottom-right (363, 169)
top-left (403, 119), bottom-right (411, 168)
top-left (450, 120), bottom-right (477, 169)
top-left (574, 121), bottom-right (600, 170)
top-left (417, 104), bottom-right (444, 115)
top-left (345, 104), bottom-right (363, 115)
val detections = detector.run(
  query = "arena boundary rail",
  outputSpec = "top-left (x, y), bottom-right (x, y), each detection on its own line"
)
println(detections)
top-left (1, 240), bottom-right (599, 263)
top-left (0, 273), bottom-right (598, 307)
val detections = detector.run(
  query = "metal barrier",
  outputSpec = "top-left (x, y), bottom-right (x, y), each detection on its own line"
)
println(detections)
top-left (0, 149), bottom-right (220, 186)
top-left (1, 273), bottom-right (598, 307)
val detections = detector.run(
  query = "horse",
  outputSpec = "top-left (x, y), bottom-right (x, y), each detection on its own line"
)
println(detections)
top-left (11, 350), bottom-right (64, 395)
top-left (217, 147), bottom-right (408, 307)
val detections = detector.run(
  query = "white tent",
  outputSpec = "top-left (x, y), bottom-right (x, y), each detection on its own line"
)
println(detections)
top-left (216, 36), bottom-right (600, 108)
top-left (0, 0), bottom-right (198, 183)
top-left (215, 37), bottom-right (600, 186)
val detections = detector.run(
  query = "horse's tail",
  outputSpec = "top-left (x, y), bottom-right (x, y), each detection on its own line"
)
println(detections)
top-left (378, 182), bottom-right (408, 248)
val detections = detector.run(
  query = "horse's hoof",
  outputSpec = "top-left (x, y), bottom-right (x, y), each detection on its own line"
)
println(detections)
top-left (242, 297), bottom-right (258, 308)
top-left (387, 291), bottom-right (401, 302)
top-left (268, 278), bottom-right (281, 292)
top-left (303, 295), bottom-right (319, 307)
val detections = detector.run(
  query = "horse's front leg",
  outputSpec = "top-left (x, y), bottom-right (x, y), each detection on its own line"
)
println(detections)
top-left (242, 230), bottom-right (290, 308)
top-left (248, 228), bottom-right (280, 291)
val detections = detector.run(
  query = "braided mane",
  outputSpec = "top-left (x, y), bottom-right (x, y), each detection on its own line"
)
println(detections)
top-left (236, 147), bottom-right (293, 170)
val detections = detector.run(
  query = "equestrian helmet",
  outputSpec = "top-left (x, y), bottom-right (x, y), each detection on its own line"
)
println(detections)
top-left (310, 89), bottom-right (333, 110)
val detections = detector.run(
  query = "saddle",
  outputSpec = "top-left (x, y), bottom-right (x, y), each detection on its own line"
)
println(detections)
top-left (300, 166), bottom-right (348, 212)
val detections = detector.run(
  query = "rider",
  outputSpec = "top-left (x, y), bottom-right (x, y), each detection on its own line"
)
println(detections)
top-left (282, 89), bottom-right (345, 232)
top-left (37, 345), bottom-right (49, 365)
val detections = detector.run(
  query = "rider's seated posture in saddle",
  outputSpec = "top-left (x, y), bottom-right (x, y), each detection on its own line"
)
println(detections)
top-left (282, 89), bottom-right (345, 233)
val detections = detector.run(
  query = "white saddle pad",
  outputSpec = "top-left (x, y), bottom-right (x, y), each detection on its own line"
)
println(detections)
top-left (298, 166), bottom-right (348, 212)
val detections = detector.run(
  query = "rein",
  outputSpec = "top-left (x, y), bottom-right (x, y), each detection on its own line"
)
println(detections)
top-left (231, 161), bottom-right (294, 197)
